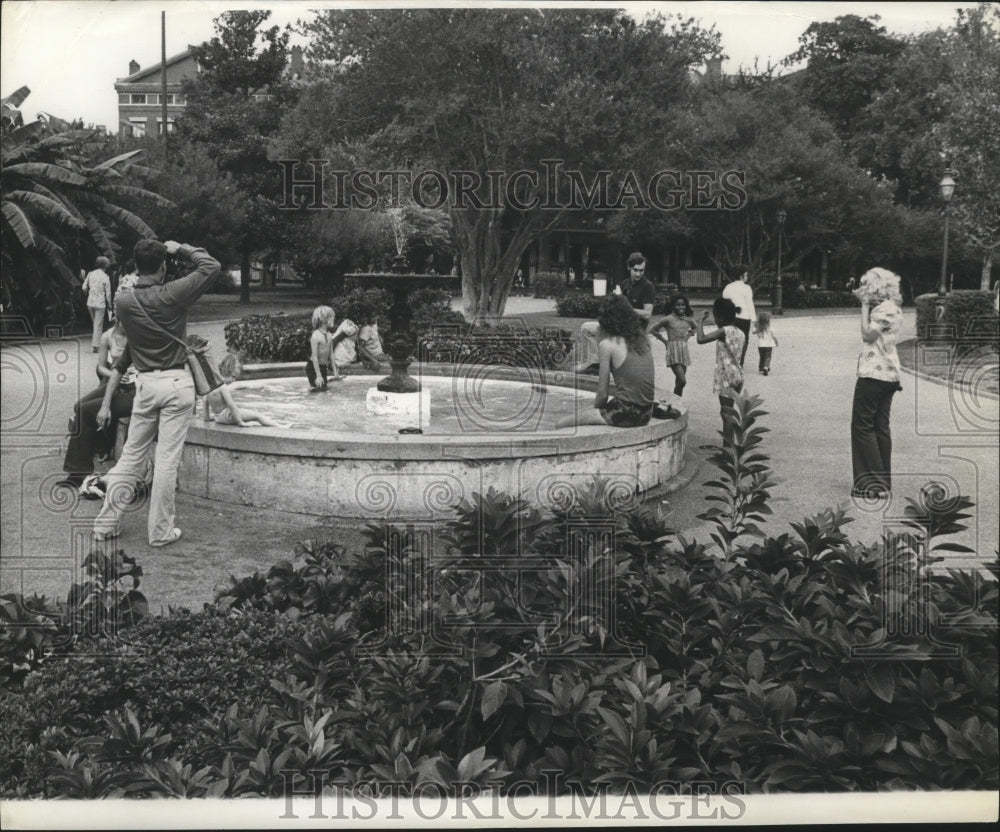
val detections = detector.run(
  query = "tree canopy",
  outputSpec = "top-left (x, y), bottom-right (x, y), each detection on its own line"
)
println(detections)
top-left (293, 8), bottom-right (721, 320)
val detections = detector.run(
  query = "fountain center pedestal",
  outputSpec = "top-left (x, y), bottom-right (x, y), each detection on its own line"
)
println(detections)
top-left (356, 268), bottom-right (461, 425)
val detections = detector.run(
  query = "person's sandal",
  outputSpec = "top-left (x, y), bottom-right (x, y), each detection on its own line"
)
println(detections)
top-left (652, 403), bottom-right (680, 419)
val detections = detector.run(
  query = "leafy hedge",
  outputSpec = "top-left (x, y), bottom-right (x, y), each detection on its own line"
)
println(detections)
top-left (915, 291), bottom-right (999, 346)
top-left (555, 286), bottom-right (679, 318)
top-left (418, 323), bottom-right (575, 369)
top-left (781, 289), bottom-right (860, 309)
top-left (224, 286), bottom-right (466, 362)
top-left (2, 393), bottom-right (996, 798)
top-left (532, 270), bottom-right (570, 299)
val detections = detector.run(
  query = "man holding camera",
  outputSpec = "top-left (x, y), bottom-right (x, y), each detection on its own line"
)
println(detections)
top-left (574, 251), bottom-right (657, 373)
top-left (92, 239), bottom-right (219, 547)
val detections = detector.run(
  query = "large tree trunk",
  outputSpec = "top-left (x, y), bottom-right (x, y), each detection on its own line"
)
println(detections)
top-left (451, 208), bottom-right (542, 325)
top-left (240, 246), bottom-right (252, 305)
top-left (981, 252), bottom-right (994, 290)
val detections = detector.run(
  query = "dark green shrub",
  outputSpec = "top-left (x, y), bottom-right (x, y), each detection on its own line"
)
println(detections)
top-left (555, 289), bottom-right (606, 318)
top-left (1, 549), bottom-right (147, 691)
top-left (782, 289), bottom-right (860, 309)
top-left (915, 290), bottom-right (999, 345)
top-left (0, 607), bottom-right (309, 797)
top-left (418, 323), bottom-right (574, 369)
top-left (532, 270), bottom-right (569, 299)
top-left (224, 286), bottom-right (466, 362)
top-left (5, 394), bottom-right (997, 797)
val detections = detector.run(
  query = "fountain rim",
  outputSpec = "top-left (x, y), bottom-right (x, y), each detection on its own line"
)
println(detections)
top-left (183, 362), bottom-right (688, 461)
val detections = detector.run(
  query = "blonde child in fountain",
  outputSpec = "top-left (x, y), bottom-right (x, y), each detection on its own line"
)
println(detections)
top-left (204, 353), bottom-right (283, 427)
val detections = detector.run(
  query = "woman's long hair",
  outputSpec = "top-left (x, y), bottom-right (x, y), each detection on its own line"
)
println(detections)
top-left (598, 294), bottom-right (649, 355)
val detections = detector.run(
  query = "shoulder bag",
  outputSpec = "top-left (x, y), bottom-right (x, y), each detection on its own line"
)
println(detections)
top-left (130, 291), bottom-right (225, 396)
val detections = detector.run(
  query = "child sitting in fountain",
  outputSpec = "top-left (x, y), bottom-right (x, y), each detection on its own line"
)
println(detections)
top-left (357, 312), bottom-right (386, 370)
top-left (331, 316), bottom-right (361, 371)
top-left (204, 353), bottom-right (283, 427)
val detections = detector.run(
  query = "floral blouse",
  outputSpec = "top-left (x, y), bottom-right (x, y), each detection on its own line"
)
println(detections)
top-left (857, 300), bottom-right (902, 382)
top-left (713, 325), bottom-right (745, 396)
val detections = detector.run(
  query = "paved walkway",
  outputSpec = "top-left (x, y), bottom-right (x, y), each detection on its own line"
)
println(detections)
top-left (2, 298), bottom-right (996, 611)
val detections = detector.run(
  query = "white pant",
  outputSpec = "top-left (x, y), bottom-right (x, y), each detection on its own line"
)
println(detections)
top-left (87, 306), bottom-right (105, 349)
top-left (94, 369), bottom-right (195, 544)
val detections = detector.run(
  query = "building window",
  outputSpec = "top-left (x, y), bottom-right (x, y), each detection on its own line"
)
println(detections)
top-left (155, 118), bottom-right (176, 135)
top-left (126, 117), bottom-right (147, 137)
top-left (118, 93), bottom-right (130, 104)
top-left (130, 94), bottom-right (146, 104)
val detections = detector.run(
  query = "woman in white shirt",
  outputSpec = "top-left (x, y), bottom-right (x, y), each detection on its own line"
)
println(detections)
top-left (850, 268), bottom-right (904, 499)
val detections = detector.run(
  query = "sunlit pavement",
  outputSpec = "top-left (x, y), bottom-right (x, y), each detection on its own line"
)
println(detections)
top-left (2, 304), bottom-right (996, 610)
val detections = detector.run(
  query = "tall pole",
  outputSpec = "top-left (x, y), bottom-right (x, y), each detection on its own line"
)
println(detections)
top-left (774, 209), bottom-right (786, 315)
top-left (938, 206), bottom-right (950, 298)
top-left (931, 168), bottom-right (957, 338)
top-left (161, 11), bottom-right (168, 151)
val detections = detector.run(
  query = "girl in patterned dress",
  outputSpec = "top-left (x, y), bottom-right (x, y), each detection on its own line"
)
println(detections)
top-left (697, 297), bottom-right (746, 446)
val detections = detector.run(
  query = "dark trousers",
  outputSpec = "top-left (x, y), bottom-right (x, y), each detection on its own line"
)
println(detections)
top-left (758, 347), bottom-right (773, 373)
top-left (64, 383), bottom-right (136, 476)
top-left (734, 317), bottom-right (751, 366)
top-left (851, 377), bottom-right (899, 493)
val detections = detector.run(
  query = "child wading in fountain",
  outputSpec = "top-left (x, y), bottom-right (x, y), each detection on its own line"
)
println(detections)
top-left (650, 295), bottom-right (697, 396)
top-left (204, 353), bottom-right (283, 427)
top-left (752, 311), bottom-right (779, 375)
top-left (697, 297), bottom-right (745, 446)
top-left (306, 305), bottom-right (354, 390)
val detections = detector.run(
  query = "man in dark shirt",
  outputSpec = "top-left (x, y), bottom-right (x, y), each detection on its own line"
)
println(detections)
top-left (574, 252), bottom-right (657, 372)
top-left (93, 239), bottom-right (219, 547)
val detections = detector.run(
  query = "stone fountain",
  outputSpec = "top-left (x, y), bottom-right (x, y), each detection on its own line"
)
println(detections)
top-left (177, 260), bottom-right (691, 520)
top-left (359, 256), bottom-right (460, 426)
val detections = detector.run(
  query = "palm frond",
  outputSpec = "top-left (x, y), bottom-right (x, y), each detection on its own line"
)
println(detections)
top-left (0, 119), bottom-right (46, 159)
top-left (96, 184), bottom-right (176, 209)
top-left (4, 189), bottom-right (86, 228)
top-left (81, 209), bottom-right (119, 258)
top-left (34, 234), bottom-right (78, 284)
top-left (92, 149), bottom-right (145, 172)
top-left (99, 203), bottom-right (157, 239)
top-left (3, 162), bottom-right (88, 187)
top-left (27, 181), bottom-right (84, 220)
top-left (1, 201), bottom-right (37, 247)
top-left (1, 85), bottom-right (32, 111)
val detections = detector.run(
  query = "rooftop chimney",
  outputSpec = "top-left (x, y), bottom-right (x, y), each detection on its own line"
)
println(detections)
top-left (128, 59), bottom-right (140, 75)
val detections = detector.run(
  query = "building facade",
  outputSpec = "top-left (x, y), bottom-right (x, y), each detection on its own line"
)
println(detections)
top-left (114, 50), bottom-right (199, 137)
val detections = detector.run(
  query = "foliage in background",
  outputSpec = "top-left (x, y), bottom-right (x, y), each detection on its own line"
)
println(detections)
top-left (1, 88), bottom-right (172, 330)
top-left (781, 289), bottom-right (861, 309)
top-left (178, 10), bottom-right (297, 303)
top-left (914, 290), bottom-right (1000, 347)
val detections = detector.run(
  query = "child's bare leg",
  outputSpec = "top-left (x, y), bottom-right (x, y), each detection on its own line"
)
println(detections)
top-left (330, 362), bottom-right (344, 381)
top-left (672, 364), bottom-right (687, 397)
top-left (236, 409), bottom-right (281, 427)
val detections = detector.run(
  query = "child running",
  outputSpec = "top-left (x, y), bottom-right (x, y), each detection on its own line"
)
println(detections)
top-left (697, 297), bottom-right (746, 446)
top-left (752, 311), bottom-right (779, 375)
top-left (204, 353), bottom-right (283, 427)
top-left (650, 295), bottom-right (697, 396)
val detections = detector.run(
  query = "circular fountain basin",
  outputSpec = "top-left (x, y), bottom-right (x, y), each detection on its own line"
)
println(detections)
top-left (178, 365), bottom-right (689, 519)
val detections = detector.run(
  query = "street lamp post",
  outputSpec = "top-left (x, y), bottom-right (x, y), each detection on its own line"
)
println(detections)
top-left (774, 209), bottom-right (787, 315)
top-left (932, 169), bottom-right (957, 337)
